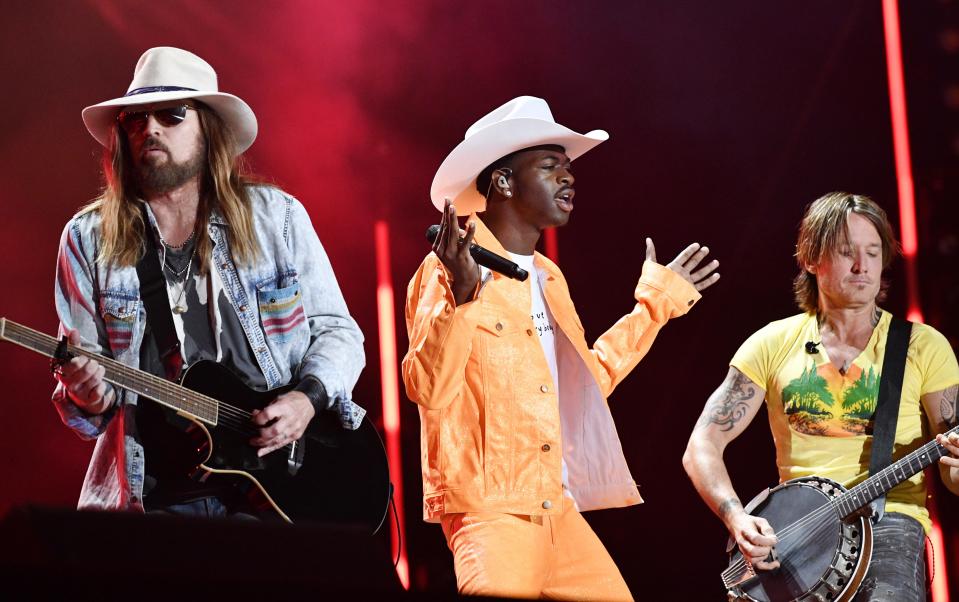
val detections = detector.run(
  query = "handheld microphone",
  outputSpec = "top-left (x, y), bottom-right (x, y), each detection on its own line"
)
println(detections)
top-left (805, 341), bottom-right (821, 354)
top-left (426, 225), bottom-right (529, 282)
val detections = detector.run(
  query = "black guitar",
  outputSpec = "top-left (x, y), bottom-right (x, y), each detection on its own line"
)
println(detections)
top-left (1, 318), bottom-right (391, 532)
top-left (721, 428), bottom-right (956, 601)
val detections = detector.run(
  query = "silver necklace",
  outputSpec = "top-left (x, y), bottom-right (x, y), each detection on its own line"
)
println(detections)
top-left (161, 242), bottom-right (196, 315)
top-left (158, 228), bottom-right (195, 250)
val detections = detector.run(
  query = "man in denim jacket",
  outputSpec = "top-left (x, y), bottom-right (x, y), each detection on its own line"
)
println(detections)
top-left (52, 47), bottom-right (365, 517)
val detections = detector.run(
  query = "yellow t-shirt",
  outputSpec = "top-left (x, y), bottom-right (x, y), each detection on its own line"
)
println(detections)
top-left (731, 310), bottom-right (959, 533)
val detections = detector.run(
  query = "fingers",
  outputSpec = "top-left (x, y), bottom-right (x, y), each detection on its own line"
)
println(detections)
top-left (938, 433), bottom-right (959, 467)
top-left (671, 243), bottom-right (702, 268)
top-left (67, 328), bottom-right (81, 346)
top-left (62, 356), bottom-right (102, 389)
top-left (433, 199), bottom-right (450, 255)
top-left (753, 557), bottom-right (781, 571)
top-left (445, 201), bottom-right (460, 250)
top-left (695, 272), bottom-right (721, 292)
top-left (251, 405), bottom-right (275, 426)
top-left (735, 517), bottom-right (779, 570)
top-left (645, 238), bottom-right (656, 263)
top-left (684, 245), bottom-right (711, 271)
top-left (752, 519), bottom-right (778, 547)
top-left (458, 221), bottom-right (476, 257)
top-left (690, 259), bottom-right (720, 282)
top-left (250, 393), bottom-right (314, 457)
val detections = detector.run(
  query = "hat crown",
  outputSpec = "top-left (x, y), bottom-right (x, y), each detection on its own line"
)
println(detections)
top-left (126, 47), bottom-right (219, 95)
top-left (464, 96), bottom-right (555, 140)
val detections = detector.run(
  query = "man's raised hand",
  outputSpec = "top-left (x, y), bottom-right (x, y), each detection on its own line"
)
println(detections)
top-left (646, 238), bottom-right (720, 292)
top-left (433, 199), bottom-right (480, 306)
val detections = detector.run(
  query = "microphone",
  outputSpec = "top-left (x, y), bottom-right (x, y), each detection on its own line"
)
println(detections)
top-left (805, 341), bottom-right (821, 354)
top-left (426, 225), bottom-right (529, 281)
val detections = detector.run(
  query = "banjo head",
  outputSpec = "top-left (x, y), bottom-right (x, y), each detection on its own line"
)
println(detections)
top-left (728, 476), bottom-right (872, 602)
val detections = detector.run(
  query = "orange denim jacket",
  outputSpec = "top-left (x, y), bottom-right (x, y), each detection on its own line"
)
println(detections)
top-left (403, 218), bottom-right (700, 522)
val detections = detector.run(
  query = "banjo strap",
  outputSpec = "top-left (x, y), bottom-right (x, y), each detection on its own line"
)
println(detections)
top-left (868, 315), bottom-right (912, 521)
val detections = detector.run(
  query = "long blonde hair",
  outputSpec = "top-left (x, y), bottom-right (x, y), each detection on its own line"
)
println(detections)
top-left (793, 192), bottom-right (899, 313)
top-left (82, 102), bottom-right (262, 273)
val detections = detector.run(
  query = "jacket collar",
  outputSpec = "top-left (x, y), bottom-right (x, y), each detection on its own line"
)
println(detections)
top-left (470, 215), bottom-right (557, 282)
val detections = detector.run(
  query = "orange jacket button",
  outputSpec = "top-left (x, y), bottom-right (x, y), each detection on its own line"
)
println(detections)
top-left (541, 444), bottom-right (551, 452)
top-left (542, 500), bottom-right (553, 510)
top-left (540, 385), bottom-right (549, 393)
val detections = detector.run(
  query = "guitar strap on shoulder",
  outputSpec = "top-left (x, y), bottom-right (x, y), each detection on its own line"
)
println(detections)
top-left (135, 203), bottom-right (183, 381)
top-left (868, 315), bottom-right (912, 522)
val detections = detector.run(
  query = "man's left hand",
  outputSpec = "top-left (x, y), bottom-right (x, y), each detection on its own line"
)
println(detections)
top-left (937, 432), bottom-right (959, 467)
top-left (250, 391), bottom-right (316, 457)
top-left (646, 238), bottom-right (720, 292)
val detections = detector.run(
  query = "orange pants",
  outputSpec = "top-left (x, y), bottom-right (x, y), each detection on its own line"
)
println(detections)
top-left (440, 499), bottom-right (634, 601)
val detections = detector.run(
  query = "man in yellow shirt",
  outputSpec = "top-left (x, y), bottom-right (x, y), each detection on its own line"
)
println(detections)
top-left (403, 96), bottom-right (720, 600)
top-left (684, 192), bottom-right (959, 601)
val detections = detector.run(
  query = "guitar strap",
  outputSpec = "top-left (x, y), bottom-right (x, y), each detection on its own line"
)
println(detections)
top-left (135, 203), bottom-right (183, 381)
top-left (868, 315), bottom-right (912, 521)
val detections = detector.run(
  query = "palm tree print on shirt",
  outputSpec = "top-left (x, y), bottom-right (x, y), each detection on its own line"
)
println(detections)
top-left (782, 362), bottom-right (879, 436)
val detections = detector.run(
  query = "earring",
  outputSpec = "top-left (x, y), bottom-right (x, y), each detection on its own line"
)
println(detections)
top-left (504, 190), bottom-right (512, 197)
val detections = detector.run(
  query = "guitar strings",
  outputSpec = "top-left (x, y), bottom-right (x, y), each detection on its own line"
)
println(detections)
top-left (13, 324), bottom-right (298, 453)
top-left (722, 438), bottom-right (951, 581)
top-left (723, 510), bottom-right (839, 586)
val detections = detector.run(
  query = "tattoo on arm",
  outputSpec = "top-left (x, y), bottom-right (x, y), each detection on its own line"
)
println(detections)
top-left (718, 498), bottom-right (743, 519)
top-left (696, 372), bottom-right (756, 431)
top-left (940, 385), bottom-right (958, 429)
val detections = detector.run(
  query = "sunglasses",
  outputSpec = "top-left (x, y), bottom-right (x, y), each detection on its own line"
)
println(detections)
top-left (117, 105), bottom-right (196, 132)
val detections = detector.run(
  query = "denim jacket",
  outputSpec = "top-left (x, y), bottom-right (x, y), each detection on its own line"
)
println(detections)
top-left (52, 185), bottom-right (366, 512)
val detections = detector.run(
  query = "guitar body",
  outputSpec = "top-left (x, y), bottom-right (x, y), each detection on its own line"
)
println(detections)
top-left (726, 477), bottom-right (872, 602)
top-left (167, 361), bottom-right (390, 532)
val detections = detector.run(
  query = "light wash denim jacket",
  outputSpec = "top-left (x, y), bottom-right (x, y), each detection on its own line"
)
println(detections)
top-left (52, 185), bottom-right (366, 512)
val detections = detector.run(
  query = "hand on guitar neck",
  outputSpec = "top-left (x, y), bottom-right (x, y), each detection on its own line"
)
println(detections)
top-left (723, 503), bottom-right (780, 572)
top-left (55, 329), bottom-right (115, 415)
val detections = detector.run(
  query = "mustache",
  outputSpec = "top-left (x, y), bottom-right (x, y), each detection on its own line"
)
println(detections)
top-left (141, 137), bottom-right (170, 153)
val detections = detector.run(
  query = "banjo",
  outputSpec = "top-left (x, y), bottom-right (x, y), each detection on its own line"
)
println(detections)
top-left (721, 427), bottom-right (954, 601)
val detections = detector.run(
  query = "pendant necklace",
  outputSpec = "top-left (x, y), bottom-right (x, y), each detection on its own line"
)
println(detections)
top-left (160, 240), bottom-right (196, 315)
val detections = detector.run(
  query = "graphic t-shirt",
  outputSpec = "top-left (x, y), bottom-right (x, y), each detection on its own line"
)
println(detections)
top-left (731, 311), bottom-right (959, 533)
top-left (138, 240), bottom-right (266, 503)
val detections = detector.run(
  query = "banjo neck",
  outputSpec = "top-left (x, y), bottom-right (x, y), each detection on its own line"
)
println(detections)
top-left (832, 424), bottom-right (958, 519)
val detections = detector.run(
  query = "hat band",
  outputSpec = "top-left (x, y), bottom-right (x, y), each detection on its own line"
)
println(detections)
top-left (124, 85), bottom-right (198, 97)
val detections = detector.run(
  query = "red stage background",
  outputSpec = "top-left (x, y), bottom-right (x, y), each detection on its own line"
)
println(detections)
top-left (1, 0), bottom-right (957, 597)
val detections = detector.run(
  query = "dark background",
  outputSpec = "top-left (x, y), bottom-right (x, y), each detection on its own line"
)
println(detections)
top-left (2, 0), bottom-right (958, 598)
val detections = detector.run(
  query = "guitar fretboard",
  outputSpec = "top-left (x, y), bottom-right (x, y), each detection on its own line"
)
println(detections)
top-left (1, 318), bottom-right (219, 425)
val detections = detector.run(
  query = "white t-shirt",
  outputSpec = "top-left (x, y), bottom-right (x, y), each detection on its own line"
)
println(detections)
top-left (508, 253), bottom-right (574, 501)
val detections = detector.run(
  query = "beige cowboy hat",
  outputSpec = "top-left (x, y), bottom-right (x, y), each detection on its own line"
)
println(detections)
top-left (81, 46), bottom-right (258, 154)
top-left (430, 96), bottom-right (608, 214)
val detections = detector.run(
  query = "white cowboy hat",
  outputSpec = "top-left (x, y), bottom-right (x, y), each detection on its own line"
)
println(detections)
top-left (81, 46), bottom-right (258, 154)
top-left (430, 96), bottom-right (608, 214)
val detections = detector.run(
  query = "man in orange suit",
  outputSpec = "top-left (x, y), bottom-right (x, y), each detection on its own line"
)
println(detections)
top-left (402, 96), bottom-right (720, 600)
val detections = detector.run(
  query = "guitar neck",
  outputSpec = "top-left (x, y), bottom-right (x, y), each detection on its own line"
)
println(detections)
top-left (1, 318), bottom-right (219, 425)
top-left (834, 424), bottom-right (958, 518)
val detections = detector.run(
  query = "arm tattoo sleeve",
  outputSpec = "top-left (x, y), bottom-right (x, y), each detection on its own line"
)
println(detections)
top-left (696, 372), bottom-right (757, 431)
top-left (940, 385), bottom-right (958, 429)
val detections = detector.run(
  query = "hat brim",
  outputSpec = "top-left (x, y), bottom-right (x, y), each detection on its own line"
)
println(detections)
top-left (81, 90), bottom-right (258, 154)
top-left (430, 118), bottom-right (608, 214)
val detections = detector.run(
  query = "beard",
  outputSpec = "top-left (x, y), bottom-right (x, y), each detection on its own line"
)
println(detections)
top-left (135, 137), bottom-right (206, 194)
